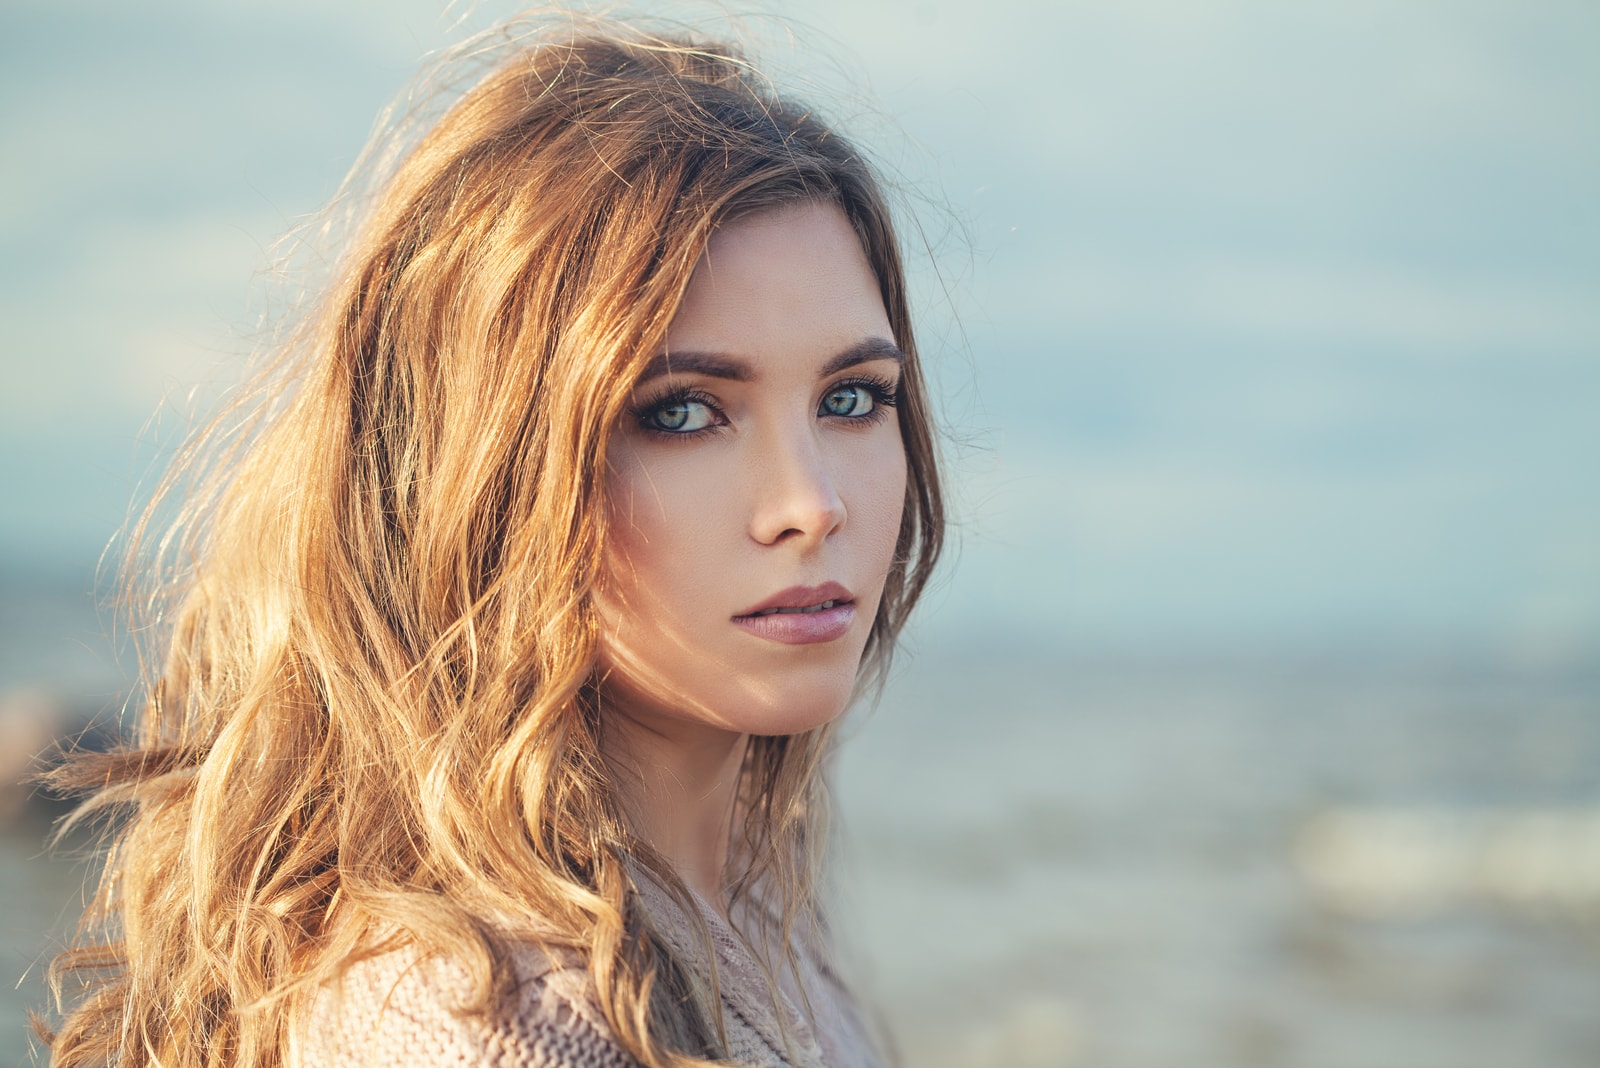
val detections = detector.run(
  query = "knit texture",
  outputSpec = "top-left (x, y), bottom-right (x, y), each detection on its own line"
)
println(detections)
top-left (291, 880), bottom-right (882, 1068)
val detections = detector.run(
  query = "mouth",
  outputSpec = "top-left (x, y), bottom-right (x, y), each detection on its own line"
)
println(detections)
top-left (734, 582), bottom-right (854, 620)
top-left (733, 583), bottom-right (856, 645)
top-left (746, 598), bottom-right (847, 618)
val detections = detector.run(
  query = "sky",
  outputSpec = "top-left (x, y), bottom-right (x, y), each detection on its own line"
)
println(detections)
top-left (1, 0), bottom-right (1597, 681)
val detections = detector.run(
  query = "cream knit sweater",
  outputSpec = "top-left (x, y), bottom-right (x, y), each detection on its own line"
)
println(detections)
top-left (291, 876), bottom-right (882, 1068)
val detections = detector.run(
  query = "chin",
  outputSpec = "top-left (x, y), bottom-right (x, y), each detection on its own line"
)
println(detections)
top-left (736, 690), bottom-right (855, 737)
top-left (655, 663), bottom-right (853, 736)
top-left (599, 648), bottom-right (862, 738)
top-left (723, 648), bottom-right (869, 736)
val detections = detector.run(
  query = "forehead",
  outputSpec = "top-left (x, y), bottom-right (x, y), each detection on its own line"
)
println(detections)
top-left (660, 200), bottom-right (894, 365)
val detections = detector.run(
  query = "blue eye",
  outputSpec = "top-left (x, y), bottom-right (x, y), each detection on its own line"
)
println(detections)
top-left (641, 395), bottom-right (719, 433)
top-left (820, 384), bottom-right (875, 418)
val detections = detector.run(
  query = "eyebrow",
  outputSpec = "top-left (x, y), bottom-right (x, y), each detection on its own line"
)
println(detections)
top-left (636, 337), bottom-right (905, 384)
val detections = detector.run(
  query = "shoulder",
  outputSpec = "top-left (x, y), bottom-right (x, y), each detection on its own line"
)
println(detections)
top-left (291, 939), bottom-right (640, 1068)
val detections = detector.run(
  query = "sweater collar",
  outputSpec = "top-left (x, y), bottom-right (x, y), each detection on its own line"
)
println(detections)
top-left (629, 867), bottom-right (827, 1068)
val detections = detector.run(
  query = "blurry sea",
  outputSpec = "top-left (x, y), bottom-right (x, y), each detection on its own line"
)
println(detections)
top-left (4, 579), bottom-right (1598, 1067)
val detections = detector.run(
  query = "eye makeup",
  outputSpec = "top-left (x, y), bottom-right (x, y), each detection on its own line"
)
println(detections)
top-left (819, 372), bottom-right (899, 425)
top-left (632, 387), bottom-right (727, 436)
top-left (630, 369), bottom-right (900, 439)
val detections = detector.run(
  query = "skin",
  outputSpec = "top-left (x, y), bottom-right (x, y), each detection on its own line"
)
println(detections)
top-left (596, 200), bottom-right (909, 907)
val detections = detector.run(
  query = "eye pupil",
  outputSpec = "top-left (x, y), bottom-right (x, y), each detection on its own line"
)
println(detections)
top-left (824, 387), bottom-right (866, 416)
top-left (654, 403), bottom-right (691, 430)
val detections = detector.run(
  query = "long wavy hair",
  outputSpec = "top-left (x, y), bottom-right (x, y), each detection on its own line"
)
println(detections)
top-left (42, 17), bottom-right (942, 1068)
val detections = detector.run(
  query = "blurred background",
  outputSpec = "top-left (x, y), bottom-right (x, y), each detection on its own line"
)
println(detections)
top-left (2, 1), bottom-right (1597, 1065)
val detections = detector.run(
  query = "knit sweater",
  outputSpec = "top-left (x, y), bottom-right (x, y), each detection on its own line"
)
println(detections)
top-left (291, 877), bottom-right (882, 1068)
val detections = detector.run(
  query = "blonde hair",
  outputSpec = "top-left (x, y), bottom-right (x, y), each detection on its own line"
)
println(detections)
top-left (43, 17), bottom-right (942, 1068)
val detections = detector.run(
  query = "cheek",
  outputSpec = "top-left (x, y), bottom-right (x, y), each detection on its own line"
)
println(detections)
top-left (603, 449), bottom-right (728, 612)
top-left (848, 433), bottom-right (910, 574)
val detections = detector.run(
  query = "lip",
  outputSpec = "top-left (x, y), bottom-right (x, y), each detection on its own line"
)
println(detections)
top-left (733, 582), bottom-right (856, 645)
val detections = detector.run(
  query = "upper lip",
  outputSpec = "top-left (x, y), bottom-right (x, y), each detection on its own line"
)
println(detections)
top-left (735, 582), bottom-right (854, 618)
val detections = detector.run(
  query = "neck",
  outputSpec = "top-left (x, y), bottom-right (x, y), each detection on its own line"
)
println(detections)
top-left (600, 700), bottom-right (749, 913)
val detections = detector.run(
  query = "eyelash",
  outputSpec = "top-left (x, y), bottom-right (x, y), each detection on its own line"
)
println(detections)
top-left (632, 387), bottom-right (725, 437)
top-left (825, 374), bottom-right (900, 424)
top-left (631, 374), bottom-right (901, 438)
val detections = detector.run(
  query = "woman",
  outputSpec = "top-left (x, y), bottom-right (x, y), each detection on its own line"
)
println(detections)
top-left (45, 16), bottom-right (942, 1068)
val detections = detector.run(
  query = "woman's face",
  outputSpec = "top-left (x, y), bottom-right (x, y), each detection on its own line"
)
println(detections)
top-left (598, 200), bottom-right (908, 737)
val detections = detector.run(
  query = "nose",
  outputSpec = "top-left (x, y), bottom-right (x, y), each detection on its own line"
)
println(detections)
top-left (748, 424), bottom-right (847, 548)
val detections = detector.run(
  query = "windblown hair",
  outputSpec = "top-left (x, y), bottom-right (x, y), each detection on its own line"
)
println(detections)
top-left (43, 16), bottom-right (942, 1068)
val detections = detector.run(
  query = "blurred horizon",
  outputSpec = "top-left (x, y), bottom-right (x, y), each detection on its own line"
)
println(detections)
top-left (4, 0), bottom-right (1598, 678)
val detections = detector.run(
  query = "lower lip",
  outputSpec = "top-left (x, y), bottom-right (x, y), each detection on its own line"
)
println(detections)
top-left (733, 602), bottom-right (855, 645)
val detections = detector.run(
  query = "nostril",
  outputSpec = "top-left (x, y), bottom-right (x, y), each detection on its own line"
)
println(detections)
top-left (746, 455), bottom-right (847, 546)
